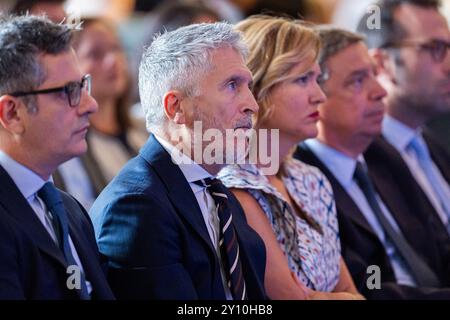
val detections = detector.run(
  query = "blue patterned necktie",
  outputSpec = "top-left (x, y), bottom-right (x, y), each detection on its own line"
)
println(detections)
top-left (38, 182), bottom-right (90, 300)
top-left (408, 136), bottom-right (450, 220)
top-left (194, 178), bottom-right (247, 300)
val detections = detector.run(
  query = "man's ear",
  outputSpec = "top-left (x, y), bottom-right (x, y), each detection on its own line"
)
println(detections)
top-left (369, 48), bottom-right (397, 84)
top-left (163, 90), bottom-right (186, 125)
top-left (0, 95), bottom-right (26, 134)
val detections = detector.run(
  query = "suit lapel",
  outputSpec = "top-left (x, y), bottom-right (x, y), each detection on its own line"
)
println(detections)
top-left (139, 135), bottom-right (217, 256)
top-left (423, 129), bottom-right (450, 184)
top-left (365, 137), bottom-right (448, 256)
top-left (0, 165), bottom-right (67, 268)
top-left (295, 144), bottom-right (377, 237)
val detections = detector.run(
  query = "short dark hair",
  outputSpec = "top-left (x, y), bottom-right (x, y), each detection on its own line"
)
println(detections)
top-left (10, 0), bottom-right (65, 15)
top-left (0, 14), bottom-right (73, 110)
top-left (356, 0), bottom-right (441, 49)
top-left (314, 26), bottom-right (364, 82)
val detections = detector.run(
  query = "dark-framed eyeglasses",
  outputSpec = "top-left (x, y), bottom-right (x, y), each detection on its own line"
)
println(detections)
top-left (382, 39), bottom-right (450, 63)
top-left (9, 74), bottom-right (92, 108)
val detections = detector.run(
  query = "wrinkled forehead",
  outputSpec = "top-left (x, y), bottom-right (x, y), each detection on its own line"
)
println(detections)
top-left (396, 4), bottom-right (450, 41)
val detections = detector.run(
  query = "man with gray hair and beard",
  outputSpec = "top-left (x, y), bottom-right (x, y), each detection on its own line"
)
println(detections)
top-left (89, 22), bottom-right (266, 299)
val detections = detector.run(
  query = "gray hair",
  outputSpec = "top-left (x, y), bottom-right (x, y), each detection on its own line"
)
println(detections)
top-left (138, 22), bottom-right (248, 131)
top-left (0, 14), bottom-right (73, 112)
top-left (314, 26), bottom-right (364, 83)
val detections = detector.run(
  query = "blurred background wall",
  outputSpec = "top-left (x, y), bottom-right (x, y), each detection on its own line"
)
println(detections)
top-left (1, 0), bottom-right (449, 150)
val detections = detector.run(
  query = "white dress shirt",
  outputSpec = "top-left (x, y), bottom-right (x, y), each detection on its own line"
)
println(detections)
top-left (382, 115), bottom-right (450, 227)
top-left (154, 135), bottom-right (233, 299)
top-left (0, 151), bottom-right (92, 294)
top-left (305, 139), bottom-right (417, 286)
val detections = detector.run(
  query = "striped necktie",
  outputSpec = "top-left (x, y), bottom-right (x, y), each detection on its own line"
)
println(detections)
top-left (194, 178), bottom-right (248, 300)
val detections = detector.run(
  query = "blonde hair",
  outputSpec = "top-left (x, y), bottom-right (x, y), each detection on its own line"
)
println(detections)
top-left (235, 15), bottom-right (321, 128)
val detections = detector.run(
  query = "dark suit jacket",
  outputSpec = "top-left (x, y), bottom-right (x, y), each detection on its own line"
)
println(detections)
top-left (294, 143), bottom-right (450, 299)
top-left (366, 132), bottom-right (450, 245)
top-left (366, 132), bottom-right (450, 233)
top-left (89, 134), bottom-right (267, 300)
top-left (0, 165), bottom-right (114, 300)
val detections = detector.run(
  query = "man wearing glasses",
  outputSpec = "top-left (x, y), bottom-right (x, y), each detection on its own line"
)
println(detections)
top-left (358, 1), bottom-right (450, 240)
top-left (0, 15), bottom-right (113, 299)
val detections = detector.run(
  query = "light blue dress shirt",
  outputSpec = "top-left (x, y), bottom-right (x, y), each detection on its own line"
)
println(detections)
top-left (0, 150), bottom-right (92, 293)
top-left (154, 135), bottom-right (233, 300)
top-left (382, 115), bottom-right (450, 229)
top-left (58, 157), bottom-right (96, 211)
top-left (304, 139), bottom-right (417, 286)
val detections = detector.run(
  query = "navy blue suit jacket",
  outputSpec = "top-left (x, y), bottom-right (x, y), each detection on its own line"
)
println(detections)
top-left (90, 135), bottom-right (267, 299)
top-left (0, 166), bottom-right (114, 300)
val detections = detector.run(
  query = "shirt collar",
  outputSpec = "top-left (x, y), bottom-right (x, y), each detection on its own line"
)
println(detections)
top-left (382, 115), bottom-right (421, 152)
top-left (304, 139), bottom-right (359, 189)
top-left (154, 134), bottom-right (213, 184)
top-left (0, 150), bottom-right (47, 200)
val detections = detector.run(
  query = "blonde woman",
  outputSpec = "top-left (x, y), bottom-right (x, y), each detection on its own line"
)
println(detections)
top-left (219, 15), bottom-right (364, 300)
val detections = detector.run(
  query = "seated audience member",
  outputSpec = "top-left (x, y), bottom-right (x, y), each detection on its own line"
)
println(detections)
top-left (54, 17), bottom-right (148, 210)
top-left (294, 26), bottom-right (450, 299)
top-left (128, 0), bottom-right (221, 117)
top-left (357, 0), bottom-right (450, 235)
top-left (0, 15), bottom-right (113, 300)
top-left (89, 22), bottom-right (267, 300)
top-left (219, 15), bottom-right (363, 300)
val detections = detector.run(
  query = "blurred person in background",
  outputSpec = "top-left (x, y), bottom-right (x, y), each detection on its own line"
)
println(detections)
top-left (53, 17), bottom-right (148, 210)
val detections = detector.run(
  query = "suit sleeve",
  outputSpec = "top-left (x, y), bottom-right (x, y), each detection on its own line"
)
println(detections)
top-left (344, 245), bottom-right (450, 299)
top-left (0, 219), bottom-right (25, 299)
top-left (92, 192), bottom-right (198, 299)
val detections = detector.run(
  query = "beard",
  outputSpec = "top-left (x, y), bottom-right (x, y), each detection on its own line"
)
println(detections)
top-left (191, 105), bottom-right (253, 165)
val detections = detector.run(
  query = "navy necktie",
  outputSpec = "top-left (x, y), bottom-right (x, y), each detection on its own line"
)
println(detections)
top-left (194, 178), bottom-right (248, 300)
top-left (353, 162), bottom-right (440, 288)
top-left (38, 182), bottom-right (90, 299)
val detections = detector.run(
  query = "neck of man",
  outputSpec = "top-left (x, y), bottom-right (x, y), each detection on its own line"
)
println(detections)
top-left (156, 127), bottom-right (223, 176)
top-left (317, 127), bottom-right (371, 160)
top-left (1, 143), bottom-right (55, 181)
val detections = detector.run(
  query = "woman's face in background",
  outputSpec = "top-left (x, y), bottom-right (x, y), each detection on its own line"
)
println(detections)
top-left (75, 21), bottom-right (129, 101)
top-left (260, 61), bottom-right (326, 144)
